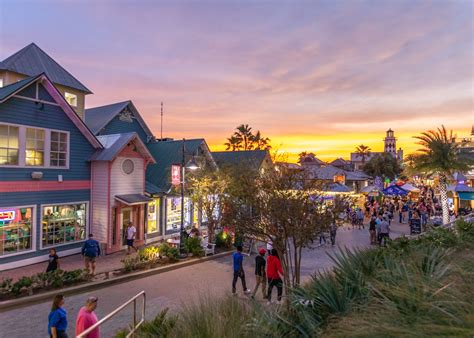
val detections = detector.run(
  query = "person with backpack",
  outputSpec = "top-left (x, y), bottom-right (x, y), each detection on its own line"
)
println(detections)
top-left (251, 248), bottom-right (267, 300)
top-left (48, 294), bottom-right (68, 338)
top-left (232, 245), bottom-right (251, 295)
top-left (81, 234), bottom-right (101, 275)
top-left (267, 248), bottom-right (284, 304)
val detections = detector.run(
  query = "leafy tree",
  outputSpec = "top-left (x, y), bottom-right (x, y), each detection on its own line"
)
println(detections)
top-left (188, 168), bottom-right (229, 243)
top-left (224, 136), bottom-right (241, 151)
top-left (355, 144), bottom-right (371, 164)
top-left (223, 124), bottom-right (272, 151)
top-left (362, 153), bottom-right (402, 180)
top-left (251, 130), bottom-right (272, 150)
top-left (223, 166), bottom-right (349, 288)
top-left (410, 125), bottom-right (473, 224)
top-left (234, 124), bottom-right (254, 150)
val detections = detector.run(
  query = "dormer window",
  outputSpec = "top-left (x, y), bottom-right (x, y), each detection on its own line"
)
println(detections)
top-left (64, 92), bottom-right (77, 107)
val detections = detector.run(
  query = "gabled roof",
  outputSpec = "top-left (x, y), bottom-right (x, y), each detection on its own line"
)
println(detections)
top-left (146, 139), bottom-right (208, 194)
top-left (90, 132), bottom-right (156, 163)
top-left (306, 165), bottom-right (370, 181)
top-left (0, 73), bottom-right (102, 148)
top-left (1, 43), bottom-right (92, 94)
top-left (84, 100), bottom-right (154, 138)
top-left (0, 75), bottom-right (39, 101)
top-left (330, 158), bottom-right (350, 166)
top-left (212, 150), bottom-right (271, 170)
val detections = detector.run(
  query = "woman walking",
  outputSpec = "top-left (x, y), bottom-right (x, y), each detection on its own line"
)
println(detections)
top-left (266, 249), bottom-right (284, 305)
top-left (48, 294), bottom-right (68, 338)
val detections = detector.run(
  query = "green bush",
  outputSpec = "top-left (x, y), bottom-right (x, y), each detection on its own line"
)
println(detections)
top-left (456, 218), bottom-right (474, 241)
top-left (184, 237), bottom-right (204, 257)
top-left (158, 242), bottom-right (180, 262)
top-left (419, 227), bottom-right (458, 248)
top-left (215, 230), bottom-right (233, 248)
top-left (115, 308), bottom-right (177, 338)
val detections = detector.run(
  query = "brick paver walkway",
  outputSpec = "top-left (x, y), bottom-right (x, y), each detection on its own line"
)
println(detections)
top-left (0, 221), bottom-right (410, 338)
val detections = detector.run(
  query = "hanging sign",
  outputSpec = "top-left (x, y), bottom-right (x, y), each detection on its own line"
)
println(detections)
top-left (171, 165), bottom-right (181, 186)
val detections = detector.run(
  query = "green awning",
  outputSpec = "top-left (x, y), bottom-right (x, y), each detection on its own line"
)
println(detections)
top-left (458, 192), bottom-right (474, 201)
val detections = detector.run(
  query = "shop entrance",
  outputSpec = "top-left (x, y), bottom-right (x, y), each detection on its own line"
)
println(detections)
top-left (121, 208), bottom-right (132, 246)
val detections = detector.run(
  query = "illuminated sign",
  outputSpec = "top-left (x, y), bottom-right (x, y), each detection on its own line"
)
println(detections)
top-left (0, 210), bottom-right (16, 222)
top-left (171, 165), bottom-right (181, 186)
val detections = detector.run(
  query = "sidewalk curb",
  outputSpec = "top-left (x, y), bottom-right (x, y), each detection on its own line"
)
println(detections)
top-left (0, 251), bottom-right (233, 312)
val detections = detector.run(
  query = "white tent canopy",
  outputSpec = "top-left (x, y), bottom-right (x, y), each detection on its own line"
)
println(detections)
top-left (401, 183), bottom-right (420, 192)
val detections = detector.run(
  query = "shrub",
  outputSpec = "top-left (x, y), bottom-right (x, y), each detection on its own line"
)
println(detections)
top-left (158, 243), bottom-right (180, 262)
top-left (115, 308), bottom-right (177, 338)
top-left (215, 230), bottom-right (233, 249)
top-left (138, 246), bottom-right (160, 264)
top-left (420, 227), bottom-right (458, 248)
top-left (456, 218), bottom-right (474, 242)
top-left (11, 276), bottom-right (33, 295)
top-left (185, 237), bottom-right (204, 257)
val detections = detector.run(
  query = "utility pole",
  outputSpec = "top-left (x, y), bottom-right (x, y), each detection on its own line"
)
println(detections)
top-left (160, 102), bottom-right (163, 140)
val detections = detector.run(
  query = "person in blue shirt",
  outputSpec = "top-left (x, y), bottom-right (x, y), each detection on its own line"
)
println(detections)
top-left (232, 245), bottom-right (251, 295)
top-left (81, 234), bottom-right (101, 275)
top-left (48, 294), bottom-right (68, 338)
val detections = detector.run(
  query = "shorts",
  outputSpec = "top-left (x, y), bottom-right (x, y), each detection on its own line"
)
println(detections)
top-left (127, 239), bottom-right (134, 247)
top-left (84, 256), bottom-right (96, 263)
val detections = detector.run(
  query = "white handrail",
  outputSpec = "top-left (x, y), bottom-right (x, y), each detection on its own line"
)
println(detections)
top-left (76, 290), bottom-right (146, 338)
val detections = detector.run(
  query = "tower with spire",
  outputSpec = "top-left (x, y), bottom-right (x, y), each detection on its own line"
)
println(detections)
top-left (384, 128), bottom-right (397, 155)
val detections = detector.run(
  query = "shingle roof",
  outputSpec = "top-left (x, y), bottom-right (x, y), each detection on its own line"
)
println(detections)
top-left (90, 132), bottom-right (155, 162)
top-left (306, 165), bottom-right (370, 181)
top-left (84, 100), bottom-right (154, 138)
top-left (146, 139), bottom-right (206, 194)
top-left (330, 158), bottom-right (350, 166)
top-left (211, 150), bottom-right (270, 170)
top-left (1, 43), bottom-right (92, 94)
top-left (0, 75), bottom-right (40, 102)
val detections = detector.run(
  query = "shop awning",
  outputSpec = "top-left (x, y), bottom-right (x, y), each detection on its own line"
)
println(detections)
top-left (458, 192), bottom-right (474, 200)
top-left (382, 185), bottom-right (408, 196)
top-left (400, 183), bottom-right (420, 192)
top-left (115, 194), bottom-right (153, 206)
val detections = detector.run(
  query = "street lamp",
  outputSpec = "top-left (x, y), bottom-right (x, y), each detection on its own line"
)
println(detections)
top-left (179, 138), bottom-right (199, 257)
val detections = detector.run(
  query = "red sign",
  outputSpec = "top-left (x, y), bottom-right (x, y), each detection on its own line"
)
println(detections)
top-left (171, 165), bottom-right (181, 186)
top-left (0, 210), bottom-right (15, 222)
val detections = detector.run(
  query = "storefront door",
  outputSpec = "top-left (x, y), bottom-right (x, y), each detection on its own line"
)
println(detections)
top-left (121, 208), bottom-right (132, 246)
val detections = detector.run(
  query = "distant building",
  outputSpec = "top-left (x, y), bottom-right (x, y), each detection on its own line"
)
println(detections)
top-left (299, 153), bottom-right (325, 167)
top-left (350, 129), bottom-right (404, 171)
top-left (212, 150), bottom-right (273, 173)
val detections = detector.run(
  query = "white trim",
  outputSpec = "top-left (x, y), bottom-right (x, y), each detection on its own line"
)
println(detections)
top-left (0, 122), bottom-right (70, 169)
top-left (0, 247), bottom-right (81, 271)
top-left (39, 201), bottom-right (89, 250)
top-left (13, 95), bottom-right (60, 106)
top-left (0, 204), bottom-right (36, 258)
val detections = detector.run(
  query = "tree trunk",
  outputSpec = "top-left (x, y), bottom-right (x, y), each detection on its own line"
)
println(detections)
top-left (439, 176), bottom-right (450, 225)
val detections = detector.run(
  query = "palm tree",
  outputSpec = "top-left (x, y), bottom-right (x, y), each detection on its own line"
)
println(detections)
top-left (411, 125), bottom-right (473, 224)
top-left (355, 144), bottom-right (371, 164)
top-left (234, 124), bottom-right (253, 150)
top-left (298, 151), bottom-right (316, 163)
top-left (224, 136), bottom-right (241, 151)
top-left (252, 130), bottom-right (272, 150)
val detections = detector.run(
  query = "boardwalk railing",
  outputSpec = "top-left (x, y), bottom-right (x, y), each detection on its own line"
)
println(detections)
top-left (76, 290), bottom-right (146, 338)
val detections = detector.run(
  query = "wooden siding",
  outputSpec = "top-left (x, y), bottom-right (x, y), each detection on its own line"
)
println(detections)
top-left (17, 84), bottom-right (36, 98)
top-left (0, 96), bottom-right (95, 181)
top-left (99, 115), bottom-right (149, 145)
top-left (0, 189), bottom-right (90, 265)
top-left (110, 156), bottom-right (145, 202)
top-left (91, 162), bottom-right (109, 243)
top-left (38, 83), bottom-right (55, 103)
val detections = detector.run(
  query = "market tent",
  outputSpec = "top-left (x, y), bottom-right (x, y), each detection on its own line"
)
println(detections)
top-left (401, 183), bottom-right (420, 192)
top-left (448, 184), bottom-right (474, 200)
top-left (361, 185), bottom-right (380, 193)
top-left (382, 185), bottom-right (408, 196)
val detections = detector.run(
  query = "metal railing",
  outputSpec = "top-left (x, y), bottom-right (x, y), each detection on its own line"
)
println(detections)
top-left (76, 291), bottom-right (146, 338)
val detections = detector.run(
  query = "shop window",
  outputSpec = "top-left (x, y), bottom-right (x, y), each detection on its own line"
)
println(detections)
top-left (147, 199), bottom-right (160, 233)
top-left (0, 125), bottom-right (19, 165)
top-left (50, 131), bottom-right (68, 167)
top-left (0, 207), bottom-right (33, 256)
top-left (166, 197), bottom-right (191, 231)
top-left (26, 128), bottom-right (45, 166)
top-left (0, 78), bottom-right (3, 88)
top-left (64, 92), bottom-right (77, 107)
top-left (42, 203), bottom-right (87, 248)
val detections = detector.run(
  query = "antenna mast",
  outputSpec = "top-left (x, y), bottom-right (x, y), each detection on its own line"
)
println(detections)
top-left (160, 102), bottom-right (163, 139)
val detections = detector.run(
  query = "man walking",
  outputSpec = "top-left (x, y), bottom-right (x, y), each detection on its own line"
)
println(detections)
top-left (252, 248), bottom-right (267, 300)
top-left (81, 234), bottom-right (100, 275)
top-left (232, 245), bottom-right (251, 295)
top-left (329, 223), bottom-right (338, 246)
top-left (126, 222), bottom-right (138, 254)
top-left (379, 216), bottom-right (391, 247)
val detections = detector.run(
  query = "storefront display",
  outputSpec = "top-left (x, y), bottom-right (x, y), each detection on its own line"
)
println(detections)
top-left (0, 207), bottom-right (33, 256)
top-left (42, 203), bottom-right (87, 247)
top-left (166, 197), bottom-right (191, 231)
top-left (147, 198), bottom-right (161, 234)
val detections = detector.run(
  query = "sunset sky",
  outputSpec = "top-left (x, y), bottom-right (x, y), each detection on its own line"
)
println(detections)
top-left (1, 0), bottom-right (472, 162)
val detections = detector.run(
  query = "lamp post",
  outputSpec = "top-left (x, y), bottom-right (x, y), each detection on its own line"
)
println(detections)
top-left (179, 138), bottom-right (199, 257)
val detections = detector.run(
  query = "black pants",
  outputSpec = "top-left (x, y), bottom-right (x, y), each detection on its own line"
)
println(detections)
top-left (379, 233), bottom-right (389, 246)
top-left (51, 331), bottom-right (68, 338)
top-left (267, 278), bottom-right (283, 301)
top-left (232, 271), bottom-right (247, 293)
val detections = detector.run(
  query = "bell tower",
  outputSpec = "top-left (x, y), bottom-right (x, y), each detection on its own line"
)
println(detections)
top-left (384, 128), bottom-right (396, 155)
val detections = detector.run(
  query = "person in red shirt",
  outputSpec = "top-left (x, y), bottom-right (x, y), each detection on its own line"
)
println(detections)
top-left (266, 248), bottom-right (284, 304)
top-left (75, 297), bottom-right (100, 338)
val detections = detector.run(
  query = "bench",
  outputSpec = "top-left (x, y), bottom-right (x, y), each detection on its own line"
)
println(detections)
top-left (201, 236), bottom-right (216, 256)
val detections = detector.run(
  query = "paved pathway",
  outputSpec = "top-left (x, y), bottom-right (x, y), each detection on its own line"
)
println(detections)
top-left (0, 222), bottom-right (409, 338)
